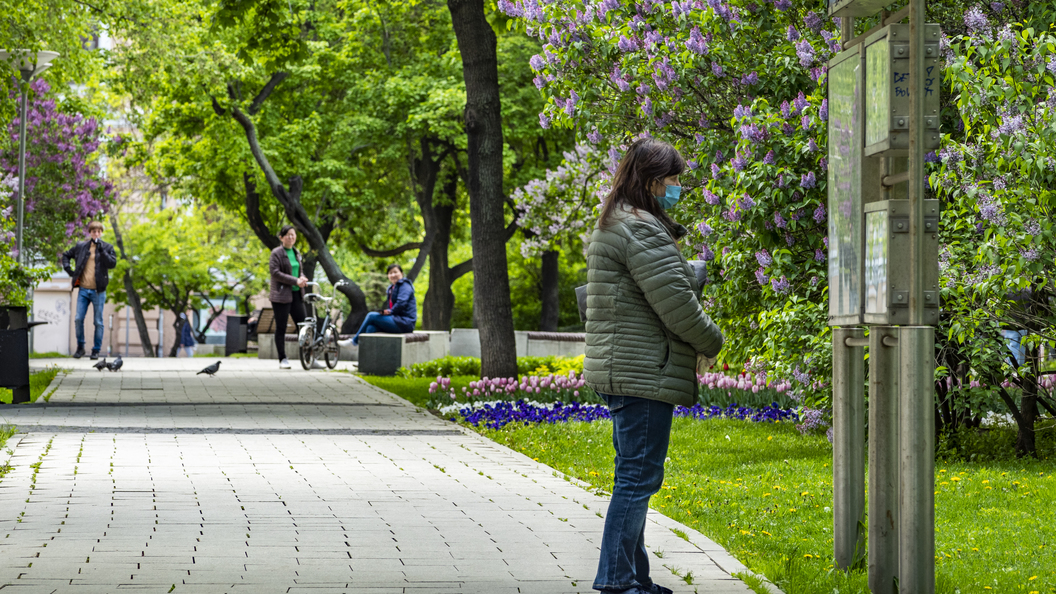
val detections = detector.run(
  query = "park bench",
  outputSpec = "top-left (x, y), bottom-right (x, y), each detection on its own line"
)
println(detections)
top-left (255, 308), bottom-right (297, 360)
top-left (449, 328), bottom-right (586, 359)
top-left (357, 331), bottom-right (450, 376)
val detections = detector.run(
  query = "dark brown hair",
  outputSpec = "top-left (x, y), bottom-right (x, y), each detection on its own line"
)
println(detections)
top-left (278, 225), bottom-right (296, 239)
top-left (386, 264), bottom-right (403, 274)
top-left (598, 138), bottom-right (685, 232)
top-left (87, 221), bottom-right (105, 233)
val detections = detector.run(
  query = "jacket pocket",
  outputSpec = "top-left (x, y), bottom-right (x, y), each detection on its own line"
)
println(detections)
top-left (658, 336), bottom-right (670, 370)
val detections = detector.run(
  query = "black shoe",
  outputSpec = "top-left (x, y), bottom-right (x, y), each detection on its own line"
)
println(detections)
top-left (90, 350), bottom-right (99, 360)
top-left (73, 347), bottom-right (85, 359)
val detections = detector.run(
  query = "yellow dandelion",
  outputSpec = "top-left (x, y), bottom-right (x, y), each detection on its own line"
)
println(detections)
top-left (762, 493), bottom-right (771, 497)
top-left (951, 477), bottom-right (961, 482)
top-left (804, 554), bottom-right (813, 559)
top-left (768, 436), bottom-right (773, 441)
top-left (762, 531), bottom-right (772, 536)
top-left (972, 547), bottom-right (979, 551)
top-left (789, 508), bottom-right (797, 512)
top-left (940, 481), bottom-right (949, 486)
top-left (1029, 576), bottom-right (1038, 580)
top-left (982, 480), bottom-right (990, 484)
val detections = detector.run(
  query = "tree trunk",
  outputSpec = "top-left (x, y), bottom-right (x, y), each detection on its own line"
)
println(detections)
top-left (539, 249), bottom-right (560, 331)
top-left (168, 302), bottom-right (188, 358)
top-left (424, 200), bottom-right (456, 330)
top-left (448, 0), bottom-right (518, 379)
top-left (228, 104), bottom-right (369, 326)
top-left (1016, 344), bottom-right (1040, 457)
top-left (108, 213), bottom-right (155, 356)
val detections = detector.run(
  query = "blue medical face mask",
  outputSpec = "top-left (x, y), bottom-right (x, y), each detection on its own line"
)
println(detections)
top-left (655, 184), bottom-right (682, 210)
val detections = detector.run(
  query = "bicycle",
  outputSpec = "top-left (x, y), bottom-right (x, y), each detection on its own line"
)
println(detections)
top-left (297, 280), bottom-right (347, 370)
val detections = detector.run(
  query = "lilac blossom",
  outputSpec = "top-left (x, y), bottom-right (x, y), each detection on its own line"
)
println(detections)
top-left (815, 248), bottom-right (826, 262)
top-left (741, 71), bottom-right (759, 86)
top-left (800, 171), bottom-right (817, 189)
top-left (529, 54), bottom-right (545, 71)
top-left (539, 112), bottom-right (551, 128)
top-left (755, 267), bottom-right (769, 285)
top-left (587, 129), bottom-right (602, 144)
top-left (774, 212), bottom-right (786, 228)
top-left (780, 100), bottom-right (792, 118)
top-left (640, 97), bottom-right (653, 116)
top-left (1020, 247), bottom-right (1039, 262)
top-left (774, 0), bottom-right (791, 9)
top-left (763, 150), bottom-right (776, 165)
top-left (731, 155), bottom-right (747, 172)
top-left (711, 61), bottom-right (725, 77)
top-left (807, 138), bottom-right (819, 152)
top-left (786, 24), bottom-right (800, 42)
top-left (710, 164), bottom-right (723, 180)
top-left (1024, 219), bottom-right (1041, 235)
top-left (924, 151), bottom-right (940, 163)
top-left (771, 276), bottom-right (790, 293)
top-left (686, 27), bottom-right (708, 54)
top-left (755, 249), bottom-right (772, 267)
top-left (795, 39), bottom-right (816, 67)
top-left (699, 244), bottom-right (715, 261)
top-left (963, 6), bottom-right (990, 35)
top-left (793, 92), bottom-right (809, 114)
top-left (803, 11), bottom-right (823, 33)
top-left (819, 99), bottom-right (828, 122)
top-left (697, 221), bottom-right (714, 236)
top-left (813, 204), bottom-right (826, 223)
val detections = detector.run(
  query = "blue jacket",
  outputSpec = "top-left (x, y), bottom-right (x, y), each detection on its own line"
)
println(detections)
top-left (387, 279), bottom-right (417, 333)
top-left (180, 318), bottom-right (196, 347)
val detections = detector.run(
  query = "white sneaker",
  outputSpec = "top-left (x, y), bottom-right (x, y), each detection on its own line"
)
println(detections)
top-left (279, 358), bottom-right (292, 369)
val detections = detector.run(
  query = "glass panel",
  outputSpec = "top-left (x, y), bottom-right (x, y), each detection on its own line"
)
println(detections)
top-left (864, 210), bottom-right (888, 315)
top-left (827, 54), bottom-right (862, 323)
top-left (865, 38), bottom-right (890, 147)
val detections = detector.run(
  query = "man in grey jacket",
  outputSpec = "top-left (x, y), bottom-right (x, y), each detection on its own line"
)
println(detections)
top-left (61, 221), bottom-right (118, 360)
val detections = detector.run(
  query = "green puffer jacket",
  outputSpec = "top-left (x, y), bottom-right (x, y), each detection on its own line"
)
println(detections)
top-left (584, 204), bottom-right (724, 407)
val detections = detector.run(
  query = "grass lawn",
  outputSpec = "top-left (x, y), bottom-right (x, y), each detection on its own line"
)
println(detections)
top-left (0, 367), bottom-right (63, 404)
top-left (475, 418), bottom-right (1056, 594)
top-left (359, 375), bottom-right (479, 408)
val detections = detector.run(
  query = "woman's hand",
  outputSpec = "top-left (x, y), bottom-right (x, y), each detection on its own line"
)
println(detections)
top-left (696, 353), bottom-right (717, 375)
top-left (382, 309), bottom-right (391, 315)
top-left (297, 276), bottom-right (308, 288)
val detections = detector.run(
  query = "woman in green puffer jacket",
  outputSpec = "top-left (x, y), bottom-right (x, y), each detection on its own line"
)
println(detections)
top-left (586, 138), bottom-right (724, 594)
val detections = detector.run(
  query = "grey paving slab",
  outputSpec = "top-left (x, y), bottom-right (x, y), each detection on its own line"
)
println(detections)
top-left (0, 359), bottom-right (771, 594)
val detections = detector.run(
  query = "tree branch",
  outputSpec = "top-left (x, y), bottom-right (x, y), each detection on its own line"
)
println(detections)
top-left (249, 72), bottom-right (290, 116)
top-left (451, 258), bottom-right (473, 280)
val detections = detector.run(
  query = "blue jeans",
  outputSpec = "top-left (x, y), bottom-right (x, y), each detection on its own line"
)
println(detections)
top-left (352, 312), bottom-right (401, 345)
top-left (75, 288), bottom-right (106, 352)
top-left (594, 393), bottom-right (674, 593)
top-left (1003, 329), bottom-right (1029, 367)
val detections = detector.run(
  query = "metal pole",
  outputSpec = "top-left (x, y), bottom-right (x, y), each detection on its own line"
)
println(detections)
top-left (869, 326), bottom-right (900, 594)
top-left (833, 328), bottom-right (865, 569)
top-left (899, 326), bottom-right (935, 594)
top-left (908, 0), bottom-right (925, 325)
top-left (15, 72), bottom-right (28, 263)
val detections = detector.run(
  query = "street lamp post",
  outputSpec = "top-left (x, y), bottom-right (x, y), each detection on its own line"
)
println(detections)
top-left (0, 49), bottom-right (59, 264)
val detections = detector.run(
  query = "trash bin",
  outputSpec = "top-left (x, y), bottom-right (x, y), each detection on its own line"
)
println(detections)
top-left (0, 306), bottom-right (31, 403)
top-left (225, 315), bottom-right (249, 356)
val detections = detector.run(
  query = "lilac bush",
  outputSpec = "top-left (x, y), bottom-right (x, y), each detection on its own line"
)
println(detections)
top-left (501, 0), bottom-right (839, 406)
top-left (0, 79), bottom-right (114, 261)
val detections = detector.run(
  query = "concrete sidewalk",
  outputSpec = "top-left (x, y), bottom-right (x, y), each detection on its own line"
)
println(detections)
top-left (0, 358), bottom-right (766, 593)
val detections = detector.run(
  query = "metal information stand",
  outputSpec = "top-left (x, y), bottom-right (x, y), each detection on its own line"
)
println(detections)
top-left (827, 0), bottom-right (938, 592)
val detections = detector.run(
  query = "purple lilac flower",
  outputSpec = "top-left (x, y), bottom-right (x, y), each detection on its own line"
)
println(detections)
top-left (1020, 247), bottom-right (1039, 262)
top-left (782, 123), bottom-right (796, 136)
top-left (733, 104), bottom-right (752, 119)
top-left (771, 275), bottom-right (790, 293)
top-left (800, 171), bottom-right (817, 188)
top-left (793, 92), bottom-right (808, 114)
top-left (741, 71), bottom-right (759, 85)
top-left (778, 173), bottom-right (786, 188)
top-left (1024, 219), bottom-right (1041, 235)
top-left (963, 6), bottom-right (990, 35)
top-left (755, 267), bottom-right (769, 285)
top-left (995, 111), bottom-right (1025, 137)
top-left (774, 212), bottom-right (786, 228)
top-left (618, 35), bottom-right (638, 52)
top-left (991, 1), bottom-right (1004, 12)
top-left (810, 276), bottom-right (819, 287)
top-left (819, 157), bottom-right (828, 172)
top-left (687, 159), bottom-right (698, 170)
top-left (565, 91), bottom-right (578, 115)
top-left (711, 61), bottom-right (725, 77)
top-left (813, 204), bottom-right (826, 223)
top-left (764, 151), bottom-right (776, 165)
top-left (533, 76), bottom-right (545, 89)
top-left (739, 193), bottom-right (756, 209)
top-left (924, 151), bottom-right (940, 163)
top-left (807, 138), bottom-right (819, 152)
top-left (587, 129), bottom-right (602, 144)
top-left (781, 100), bottom-right (792, 118)
top-left (731, 155), bottom-right (747, 172)
top-left (698, 221), bottom-right (714, 236)
top-left (686, 27), bottom-right (709, 54)
top-left (723, 208), bottom-right (742, 222)
top-left (699, 245), bottom-right (715, 261)
top-left (823, 236), bottom-right (829, 248)
top-left (756, 249), bottom-right (772, 267)
top-left (703, 189), bottom-right (720, 205)
top-left (815, 248), bottom-right (826, 261)
top-left (977, 193), bottom-right (1006, 225)
top-left (786, 24), bottom-right (800, 42)
top-left (803, 11), bottom-right (823, 33)
top-left (774, 0), bottom-right (791, 9)
top-left (795, 39), bottom-right (816, 67)
top-left (801, 115), bottom-right (812, 130)
top-left (1048, 55), bottom-right (1056, 75)
top-left (539, 113), bottom-right (551, 128)
top-left (529, 54), bottom-right (545, 71)
top-left (819, 99), bottom-right (828, 122)
top-left (710, 164), bottom-right (722, 180)
top-left (938, 146), bottom-right (962, 164)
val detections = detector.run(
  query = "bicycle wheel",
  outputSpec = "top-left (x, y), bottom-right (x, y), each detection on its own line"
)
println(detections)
top-left (324, 326), bottom-right (340, 369)
top-left (299, 325), bottom-right (316, 370)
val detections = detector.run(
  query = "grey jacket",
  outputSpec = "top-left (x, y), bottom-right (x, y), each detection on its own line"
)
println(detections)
top-left (584, 204), bottom-right (724, 407)
top-left (269, 246), bottom-right (302, 304)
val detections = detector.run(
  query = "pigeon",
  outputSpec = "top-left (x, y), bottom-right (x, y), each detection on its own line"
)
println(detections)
top-left (107, 356), bottom-right (123, 372)
top-left (197, 361), bottom-right (221, 376)
top-left (93, 358), bottom-right (108, 371)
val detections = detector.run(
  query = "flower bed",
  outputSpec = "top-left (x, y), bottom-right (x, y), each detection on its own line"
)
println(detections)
top-left (440, 399), bottom-right (797, 429)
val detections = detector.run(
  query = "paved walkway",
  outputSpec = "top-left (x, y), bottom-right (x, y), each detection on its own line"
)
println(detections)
top-left (0, 358), bottom-right (761, 593)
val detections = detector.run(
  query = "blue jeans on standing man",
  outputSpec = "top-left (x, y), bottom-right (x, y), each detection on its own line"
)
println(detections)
top-left (594, 392), bottom-right (674, 593)
top-left (351, 312), bottom-right (402, 346)
top-left (75, 288), bottom-right (106, 352)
